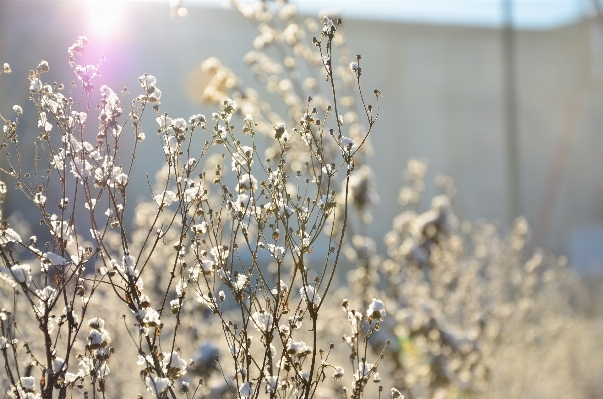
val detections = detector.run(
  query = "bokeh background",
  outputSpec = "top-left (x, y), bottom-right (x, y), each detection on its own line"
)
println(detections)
top-left (3, 2), bottom-right (603, 398)
top-left (2, 0), bottom-right (603, 274)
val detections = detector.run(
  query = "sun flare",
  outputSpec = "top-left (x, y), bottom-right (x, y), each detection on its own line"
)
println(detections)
top-left (85, 1), bottom-right (125, 38)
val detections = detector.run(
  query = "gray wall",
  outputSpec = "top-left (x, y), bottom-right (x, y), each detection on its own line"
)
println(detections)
top-left (1, 1), bottom-right (603, 272)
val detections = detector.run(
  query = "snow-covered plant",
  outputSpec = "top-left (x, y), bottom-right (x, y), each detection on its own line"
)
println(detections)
top-left (0, 3), bottom-right (394, 399)
top-left (342, 158), bottom-right (577, 398)
top-left (0, 2), bottom-right (584, 399)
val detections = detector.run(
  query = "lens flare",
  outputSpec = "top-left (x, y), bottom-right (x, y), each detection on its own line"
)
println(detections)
top-left (86, 1), bottom-right (124, 38)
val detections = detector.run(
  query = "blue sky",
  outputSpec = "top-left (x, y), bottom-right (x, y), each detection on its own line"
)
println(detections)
top-left (185, 0), bottom-right (597, 29)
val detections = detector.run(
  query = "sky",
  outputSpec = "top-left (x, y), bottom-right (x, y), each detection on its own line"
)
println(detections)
top-left (74, 0), bottom-right (600, 30)
top-left (183, 0), bottom-right (598, 29)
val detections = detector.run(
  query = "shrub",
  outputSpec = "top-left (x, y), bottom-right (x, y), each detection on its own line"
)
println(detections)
top-left (0, 2), bottom-right (583, 399)
top-left (0, 4), bottom-right (392, 399)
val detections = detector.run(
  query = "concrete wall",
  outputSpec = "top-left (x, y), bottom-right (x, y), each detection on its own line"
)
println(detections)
top-left (1, 1), bottom-right (603, 271)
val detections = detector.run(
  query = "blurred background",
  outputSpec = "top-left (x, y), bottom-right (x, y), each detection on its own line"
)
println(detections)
top-left (1, 0), bottom-right (603, 274)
